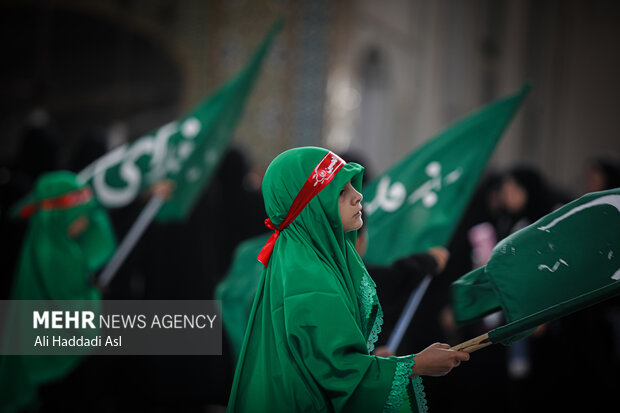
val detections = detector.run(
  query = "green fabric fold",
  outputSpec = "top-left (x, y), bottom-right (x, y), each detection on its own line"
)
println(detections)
top-left (453, 189), bottom-right (620, 345)
top-left (451, 266), bottom-right (502, 325)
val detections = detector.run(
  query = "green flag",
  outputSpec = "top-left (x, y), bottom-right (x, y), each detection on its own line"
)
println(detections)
top-left (363, 84), bottom-right (531, 265)
top-left (452, 189), bottom-right (620, 345)
top-left (215, 233), bottom-right (269, 358)
top-left (77, 20), bottom-right (281, 221)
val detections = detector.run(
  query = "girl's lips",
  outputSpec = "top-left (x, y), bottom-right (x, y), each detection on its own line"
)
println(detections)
top-left (354, 210), bottom-right (362, 217)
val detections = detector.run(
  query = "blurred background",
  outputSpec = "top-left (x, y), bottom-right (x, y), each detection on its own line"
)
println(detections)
top-left (1, 0), bottom-right (619, 188)
top-left (0, 0), bottom-right (619, 412)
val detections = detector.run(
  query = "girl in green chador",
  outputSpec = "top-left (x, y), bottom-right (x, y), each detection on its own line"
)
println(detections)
top-left (228, 147), bottom-right (468, 412)
top-left (0, 171), bottom-right (116, 413)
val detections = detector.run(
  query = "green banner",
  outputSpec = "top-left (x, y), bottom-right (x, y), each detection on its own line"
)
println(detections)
top-left (453, 189), bottom-right (620, 344)
top-left (363, 84), bottom-right (530, 265)
top-left (78, 20), bottom-right (281, 221)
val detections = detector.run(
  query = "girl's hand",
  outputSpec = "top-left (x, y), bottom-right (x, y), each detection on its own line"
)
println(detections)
top-left (411, 343), bottom-right (469, 377)
top-left (427, 247), bottom-right (450, 274)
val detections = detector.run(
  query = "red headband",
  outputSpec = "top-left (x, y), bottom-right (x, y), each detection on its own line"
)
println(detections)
top-left (257, 151), bottom-right (346, 266)
top-left (20, 187), bottom-right (93, 219)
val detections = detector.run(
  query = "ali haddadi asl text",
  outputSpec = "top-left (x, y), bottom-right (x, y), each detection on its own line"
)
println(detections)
top-left (34, 335), bottom-right (121, 347)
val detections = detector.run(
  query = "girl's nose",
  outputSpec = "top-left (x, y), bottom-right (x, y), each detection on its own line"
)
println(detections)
top-left (354, 189), bottom-right (363, 204)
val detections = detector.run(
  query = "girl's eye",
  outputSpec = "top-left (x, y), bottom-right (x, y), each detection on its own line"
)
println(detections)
top-left (340, 189), bottom-right (345, 196)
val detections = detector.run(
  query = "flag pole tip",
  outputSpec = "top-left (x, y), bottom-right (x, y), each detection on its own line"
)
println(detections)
top-left (521, 81), bottom-right (533, 94)
top-left (271, 16), bottom-right (285, 33)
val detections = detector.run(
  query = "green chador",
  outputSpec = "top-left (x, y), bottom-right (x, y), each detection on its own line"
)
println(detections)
top-left (0, 171), bottom-right (116, 413)
top-left (228, 147), bottom-right (427, 412)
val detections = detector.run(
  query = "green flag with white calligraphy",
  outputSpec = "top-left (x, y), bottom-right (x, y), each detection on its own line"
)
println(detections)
top-left (78, 20), bottom-right (281, 221)
top-left (363, 83), bottom-right (530, 265)
top-left (452, 189), bottom-right (620, 345)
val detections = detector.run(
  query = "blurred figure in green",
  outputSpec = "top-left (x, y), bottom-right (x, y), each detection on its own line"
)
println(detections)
top-left (0, 171), bottom-right (116, 413)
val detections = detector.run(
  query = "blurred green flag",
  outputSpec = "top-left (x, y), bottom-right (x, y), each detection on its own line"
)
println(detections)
top-left (452, 189), bottom-right (620, 345)
top-left (78, 20), bottom-right (281, 221)
top-left (363, 84), bottom-right (530, 265)
top-left (215, 233), bottom-right (269, 358)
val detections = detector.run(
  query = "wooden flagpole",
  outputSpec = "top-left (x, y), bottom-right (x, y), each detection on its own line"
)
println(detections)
top-left (451, 332), bottom-right (492, 353)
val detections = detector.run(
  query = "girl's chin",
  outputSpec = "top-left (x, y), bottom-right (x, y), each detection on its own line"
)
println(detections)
top-left (343, 217), bottom-right (363, 233)
top-left (353, 217), bottom-right (363, 230)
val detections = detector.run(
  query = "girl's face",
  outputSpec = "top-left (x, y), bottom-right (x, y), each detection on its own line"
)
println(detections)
top-left (500, 176), bottom-right (527, 214)
top-left (338, 181), bottom-right (363, 233)
top-left (67, 214), bottom-right (90, 239)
